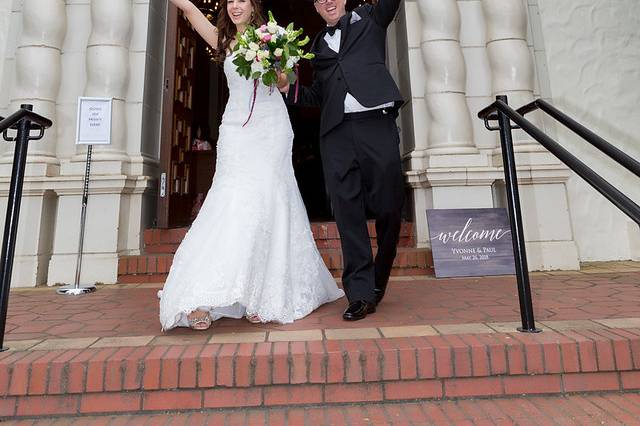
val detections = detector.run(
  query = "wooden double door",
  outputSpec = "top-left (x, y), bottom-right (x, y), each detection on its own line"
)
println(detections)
top-left (158, 6), bottom-right (227, 228)
top-left (158, 1), bottom-right (376, 228)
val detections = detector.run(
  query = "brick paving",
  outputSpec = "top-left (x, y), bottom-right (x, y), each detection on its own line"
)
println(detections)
top-left (3, 262), bottom-right (640, 421)
top-left (3, 326), bottom-right (640, 418)
top-left (5, 262), bottom-right (640, 342)
top-left (5, 392), bottom-right (640, 425)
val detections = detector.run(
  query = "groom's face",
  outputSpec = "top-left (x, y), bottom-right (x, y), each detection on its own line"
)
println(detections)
top-left (314, 0), bottom-right (347, 26)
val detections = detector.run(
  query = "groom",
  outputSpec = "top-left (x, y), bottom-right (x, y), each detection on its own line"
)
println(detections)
top-left (279, 0), bottom-right (405, 321)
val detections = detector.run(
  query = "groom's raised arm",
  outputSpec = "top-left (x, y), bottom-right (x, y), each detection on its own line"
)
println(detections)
top-left (371, 0), bottom-right (402, 28)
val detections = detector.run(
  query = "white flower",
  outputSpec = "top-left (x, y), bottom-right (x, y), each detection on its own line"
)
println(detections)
top-left (251, 61), bottom-right (264, 75)
top-left (245, 50), bottom-right (257, 61)
top-left (257, 50), bottom-right (270, 61)
top-left (274, 48), bottom-right (283, 58)
top-left (286, 56), bottom-right (299, 69)
top-left (237, 46), bottom-right (247, 55)
top-left (249, 42), bottom-right (260, 51)
top-left (255, 30), bottom-right (264, 40)
top-left (267, 21), bottom-right (279, 34)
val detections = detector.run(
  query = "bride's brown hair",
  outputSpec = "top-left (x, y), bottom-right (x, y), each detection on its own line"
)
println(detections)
top-left (214, 0), bottom-right (266, 62)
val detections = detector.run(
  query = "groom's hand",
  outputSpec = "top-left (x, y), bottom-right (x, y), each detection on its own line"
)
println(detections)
top-left (277, 72), bottom-right (290, 94)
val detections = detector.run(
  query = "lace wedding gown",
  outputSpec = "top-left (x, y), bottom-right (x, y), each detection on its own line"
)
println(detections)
top-left (159, 55), bottom-right (344, 331)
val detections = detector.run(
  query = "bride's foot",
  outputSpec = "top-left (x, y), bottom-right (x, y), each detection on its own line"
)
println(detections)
top-left (187, 311), bottom-right (212, 330)
top-left (245, 313), bottom-right (264, 324)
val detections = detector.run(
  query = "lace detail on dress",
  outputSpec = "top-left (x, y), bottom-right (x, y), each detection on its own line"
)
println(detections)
top-left (158, 55), bottom-right (344, 331)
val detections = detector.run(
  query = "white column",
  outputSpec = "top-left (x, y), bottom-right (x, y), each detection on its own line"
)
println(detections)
top-left (482, 0), bottom-right (540, 148)
top-left (0, 1), bottom-right (11, 95)
top-left (417, 0), bottom-right (476, 156)
top-left (0, 0), bottom-right (66, 287)
top-left (459, 0), bottom-right (496, 151)
top-left (4, 0), bottom-right (66, 176)
top-left (406, 0), bottom-right (494, 250)
top-left (48, 0), bottom-right (136, 286)
top-left (480, 0), bottom-right (579, 271)
top-left (81, 0), bottom-right (132, 165)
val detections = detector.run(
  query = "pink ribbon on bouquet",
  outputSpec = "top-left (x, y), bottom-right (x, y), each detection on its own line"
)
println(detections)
top-left (242, 79), bottom-right (259, 128)
top-left (294, 64), bottom-right (300, 104)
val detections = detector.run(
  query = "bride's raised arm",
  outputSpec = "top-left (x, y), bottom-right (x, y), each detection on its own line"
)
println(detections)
top-left (169, 0), bottom-right (218, 48)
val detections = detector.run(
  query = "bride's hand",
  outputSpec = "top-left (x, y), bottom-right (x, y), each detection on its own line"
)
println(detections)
top-left (277, 72), bottom-right (290, 94)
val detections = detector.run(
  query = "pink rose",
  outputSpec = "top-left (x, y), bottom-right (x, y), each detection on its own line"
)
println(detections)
top-left (261, 33), bottom-right (272, 42)
top-left (260, 24), bottom-right (268, 32)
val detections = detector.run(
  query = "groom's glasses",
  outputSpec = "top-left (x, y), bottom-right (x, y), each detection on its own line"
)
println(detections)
top-left (314, 0), bottom-right (331, 4)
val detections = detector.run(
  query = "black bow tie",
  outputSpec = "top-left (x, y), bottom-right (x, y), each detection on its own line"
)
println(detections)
top-left (326, 21), bottom-right (342, 36)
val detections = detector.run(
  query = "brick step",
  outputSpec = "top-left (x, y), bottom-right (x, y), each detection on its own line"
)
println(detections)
top-left (117, 247), bottom-right (434, 283)
top-left (143, 221), bottom-right (417, 253)
top-left (20, 393), bottom-right (640, 425)
top-left (3, 328), bottom-right (640, 418)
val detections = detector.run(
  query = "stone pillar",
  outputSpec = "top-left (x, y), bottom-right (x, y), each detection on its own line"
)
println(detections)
top-left (80, 0), bottom-right (131, 167)
top-left (48, 0), bottom-right (138, 286)
top-left (481, 0), bottom-right (579, 270)
top-left (3, 0), bottom-right (65, 176)
top-left (482, 0), bottom-right (541, 149)
top-left (407, 0), bottom-right (494, 250)
top-left (417, 0), bottom-right (476, 157)
top-left (459, 0), bottom-right (496, 151)
top-left (0, 0), bottom-right (65, 287)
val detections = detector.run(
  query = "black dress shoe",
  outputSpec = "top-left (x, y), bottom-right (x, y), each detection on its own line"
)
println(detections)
top-left (374, 280), bottom-right (389, 305)
top-left (342, 300), bottom-right (376, 321)
top-left (373, 287), bottom-right (385, 305)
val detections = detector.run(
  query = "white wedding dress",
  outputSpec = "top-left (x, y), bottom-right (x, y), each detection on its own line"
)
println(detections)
top-left (159, 55), bottom-right (344, 331)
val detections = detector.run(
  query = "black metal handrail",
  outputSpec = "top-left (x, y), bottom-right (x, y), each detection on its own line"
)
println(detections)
top-left (0, 108), bottom-right (52, 139)
top-left (481, 98), bottom-right (640, 179)
top-left (478, 95), bottom-right (640, 333)
top-left (479, 98), bottom-right (640, 225)
top-left (0, 108), bottom-right (53, 129)
top-left (0, 105), bottom-right (52, 351)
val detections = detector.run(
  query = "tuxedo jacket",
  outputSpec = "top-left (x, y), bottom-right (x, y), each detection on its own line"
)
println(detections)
top-left (286, 0), bottom-right (404, 136)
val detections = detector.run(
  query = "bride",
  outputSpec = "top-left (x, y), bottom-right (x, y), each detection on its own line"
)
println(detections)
top-left (159, 0), bottom-right (344, 331)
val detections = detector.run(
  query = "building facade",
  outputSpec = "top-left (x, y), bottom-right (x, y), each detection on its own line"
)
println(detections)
top-left (0, 0), bottom-right (638, 287)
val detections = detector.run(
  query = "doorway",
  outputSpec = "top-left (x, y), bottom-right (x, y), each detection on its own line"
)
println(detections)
top-left (158, 0), bottom-right (372, 228)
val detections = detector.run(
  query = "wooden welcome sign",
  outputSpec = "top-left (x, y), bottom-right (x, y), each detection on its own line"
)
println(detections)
top-left (426, 208), bottom-right (516, 278)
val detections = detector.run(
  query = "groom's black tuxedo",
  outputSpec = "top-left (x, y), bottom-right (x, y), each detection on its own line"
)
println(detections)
top-left (289, 0), bottom-right (404, 136)
top-left (287, 0), bottom-right (405, 309)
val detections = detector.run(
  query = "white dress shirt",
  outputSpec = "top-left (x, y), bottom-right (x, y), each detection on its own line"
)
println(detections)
top-left (324, 12), bottom-right (395, 114)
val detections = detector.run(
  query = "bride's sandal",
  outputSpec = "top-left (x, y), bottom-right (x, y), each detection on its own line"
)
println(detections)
top-left (188, 313), bottom-right (212, 330)
top-left (245, 313), bottom-right (264, 324)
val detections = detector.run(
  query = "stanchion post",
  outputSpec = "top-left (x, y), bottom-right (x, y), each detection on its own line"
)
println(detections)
top-left (0, 105), bottom-right (34, 351)
top-left (495, 95), bottom-right (541, 333)
top-left (56, 145), bottom-right (96, 295)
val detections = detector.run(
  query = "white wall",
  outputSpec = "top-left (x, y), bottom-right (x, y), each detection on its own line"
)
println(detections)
top-left (537, 0), bottom-right (640, 261)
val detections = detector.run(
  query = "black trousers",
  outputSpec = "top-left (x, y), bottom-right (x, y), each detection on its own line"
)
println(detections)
top-left (320, 110), bottom-right (405, 303)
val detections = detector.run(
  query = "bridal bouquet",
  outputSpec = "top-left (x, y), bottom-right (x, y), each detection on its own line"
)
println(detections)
top-left (232, 11), bottom-right (314, 126)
